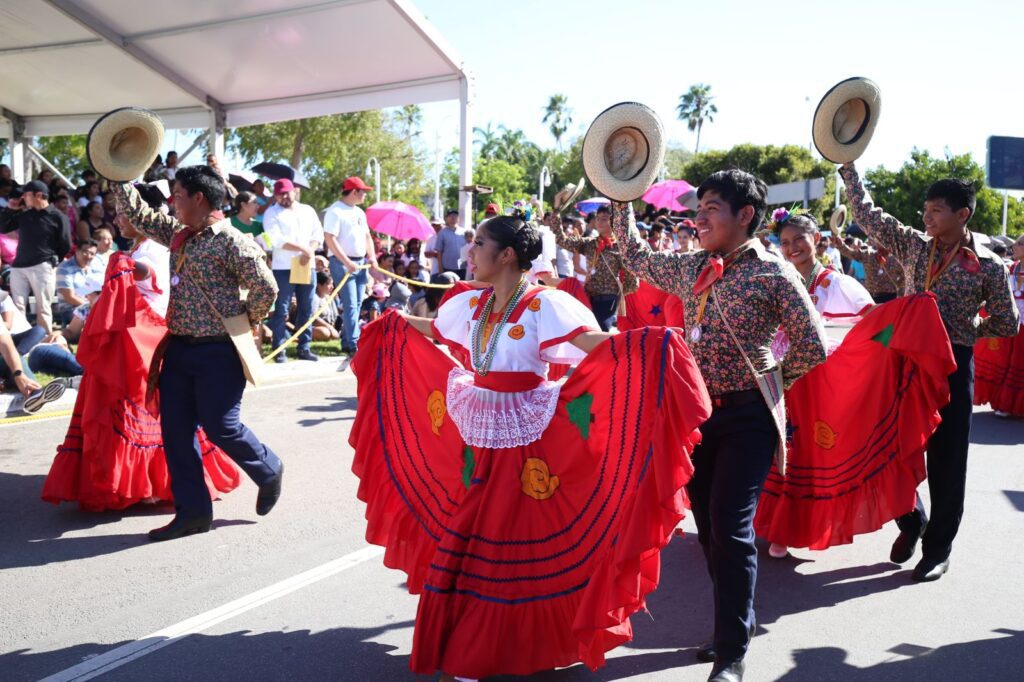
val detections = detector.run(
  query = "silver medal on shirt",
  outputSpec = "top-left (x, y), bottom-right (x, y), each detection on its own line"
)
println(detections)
top-left (689, 325), bottom-right (702, 343)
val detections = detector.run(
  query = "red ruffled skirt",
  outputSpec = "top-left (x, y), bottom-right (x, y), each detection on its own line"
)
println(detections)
top-left (975, 324), bottom-right (1024, 416)
top-left (41, 253), bottom-right (241, 511)
top-left (755, 294), bottom-right (957, 549)
top-left (350, 312), bottom-right (710, 678)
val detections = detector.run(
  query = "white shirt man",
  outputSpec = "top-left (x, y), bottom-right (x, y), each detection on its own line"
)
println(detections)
top-left (262, 181), bottom-right (324, 271)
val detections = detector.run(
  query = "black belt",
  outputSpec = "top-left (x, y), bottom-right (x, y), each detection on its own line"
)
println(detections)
top-left (709, 388), bottom-right (761, 409)
top-left (172, 334), bottom-right (230, 345)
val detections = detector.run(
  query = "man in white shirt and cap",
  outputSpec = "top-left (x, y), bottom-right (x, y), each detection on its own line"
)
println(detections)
top-left (323, 176), bottom-right (378, 356)
top-left (263, 178), bottom-right (324, 363)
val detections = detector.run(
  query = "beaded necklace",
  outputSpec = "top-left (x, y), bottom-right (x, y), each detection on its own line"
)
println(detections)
top-left (471, 278), bottom-right (528, 376)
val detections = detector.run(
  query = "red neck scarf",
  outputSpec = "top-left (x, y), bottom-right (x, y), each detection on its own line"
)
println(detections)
top-left (596, 235), bottom-right (616, 255)
top-left (693, 242), bottom-right (752, 295)
top-left (170, 211), bottom-right (226, 253)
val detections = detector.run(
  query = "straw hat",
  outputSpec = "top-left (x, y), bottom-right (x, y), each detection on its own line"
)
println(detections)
top-left (552, 178), bottom-right (586, 213)
top-left (829, 205), bottom-right (848, 232)
top-left (812, 78), bottom-right (881, 164)
top-left (87, 107), bottom-right (165, 182)
top-left (582, 102), bottom-right (665, 202)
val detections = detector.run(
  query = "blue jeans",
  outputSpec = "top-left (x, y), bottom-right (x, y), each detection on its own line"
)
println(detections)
top-left (686, 399), bottom-right (776, 663)
top-left (12, 326), bottom-right (46, 355)
top-left (269, 269), bottom-right (315, 353)
top-left (27, 343), bottom-right (83, 376)
top-left (329, 256), bottom-right (367, 351)
top-left (159, 337), bottom-right (282, 517)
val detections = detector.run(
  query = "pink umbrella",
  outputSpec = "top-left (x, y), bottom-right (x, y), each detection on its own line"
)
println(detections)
top-left (365, 201), bottom-right (434, 241)
top-left (641, 179), bottom-right (695, 211)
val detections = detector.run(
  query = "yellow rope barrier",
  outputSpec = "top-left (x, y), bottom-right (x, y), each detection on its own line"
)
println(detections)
top-left (259, 262), bottom-right (455, 362)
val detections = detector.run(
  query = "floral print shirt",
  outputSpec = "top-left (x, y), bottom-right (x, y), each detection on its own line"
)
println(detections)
top-left (611, 202), bottom-right (826, 394)
top-left (839, 164), bottom-right (1019, 346)
top-left (110, 182), bottom-right (278, 337)
top-left (834, 236), bottom-right (905, 296)
top-left (551, 222), bottom-right (639, 297)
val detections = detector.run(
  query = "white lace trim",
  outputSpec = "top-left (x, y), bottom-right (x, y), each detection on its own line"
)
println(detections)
top-left (445, 367), bottom-right (562, 449)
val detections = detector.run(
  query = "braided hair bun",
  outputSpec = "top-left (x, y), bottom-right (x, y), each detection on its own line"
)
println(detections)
top-left (482, 216), bottom-right (543, 270)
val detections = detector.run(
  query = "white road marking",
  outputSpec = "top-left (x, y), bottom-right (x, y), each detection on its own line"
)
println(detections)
top-left (39, 546), bottom-right (384, 681)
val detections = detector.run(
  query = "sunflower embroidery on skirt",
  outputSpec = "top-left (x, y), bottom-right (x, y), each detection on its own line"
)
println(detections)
top-left (521, 457), bottom-right (560, 500)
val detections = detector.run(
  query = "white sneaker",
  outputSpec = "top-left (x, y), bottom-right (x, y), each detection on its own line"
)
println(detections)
top-left (23, 377), bottom-right (69, 414)
top-left (768, 543), bottom-right (790, 559)
top-left (994, 410), bottom-right (1010, 418)
top-left (336, 357), bottom-right (352, 373)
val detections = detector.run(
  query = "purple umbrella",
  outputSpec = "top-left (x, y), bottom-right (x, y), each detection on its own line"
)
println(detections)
top-left (575, 197), bottom-right (610, 215)
top-left (365, 201), bottom-right (434, 241)
top-left (641, 179), bottom-right (695, 211)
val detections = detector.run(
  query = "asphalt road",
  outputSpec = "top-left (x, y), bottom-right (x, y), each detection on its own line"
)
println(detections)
top-left (1, 372), bottom-right (1022, 681)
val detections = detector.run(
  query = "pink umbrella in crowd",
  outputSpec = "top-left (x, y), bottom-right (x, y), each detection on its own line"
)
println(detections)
top-left (365, 201), bottom-right (435, 241)
top-left (641, 179), bottom-right (695, 212)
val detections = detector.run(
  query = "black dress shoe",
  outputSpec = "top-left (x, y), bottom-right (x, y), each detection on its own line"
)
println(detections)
top-left (296, 349), bottom-right (319, 362)
top-left (912, 557), bottom-right (949, 582)
top-left (256, 462), bottom-right (284, 516)
top-left (148, 515), bottom-right (213, 542)
top-left (708, 658), bottom-right (744, 682)
top-left (890, 524), bottom-right (926, 564)
top-left (697, 646), bottom-right (717, 663)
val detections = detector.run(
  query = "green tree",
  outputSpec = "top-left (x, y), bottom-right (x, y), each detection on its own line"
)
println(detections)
top-left (441, 152), bottom-right (528, 224)
top-left (676, 83), bottom-right (718, 153)
top-left (861, 148), bottom-right (1024, 236)
top-left (32, 134), bottom-right (90, 182)
top-left (228, 111), bottom-right (428, 211)
top-left (664, 144), bottom-right (695, 180)
top-left (681, 143), bottom-right (838, 222)
top-left (542, 94), bottom-right (573, 151)
top-left (394, 105), bottom-right (423, 139)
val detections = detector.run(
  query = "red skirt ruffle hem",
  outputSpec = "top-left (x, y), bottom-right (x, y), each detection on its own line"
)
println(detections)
top-left (755, 293), bottom-right (957, 550)
top-left (975, 324), bottom-right (1024, 416)
top-left (41, 253), bottom-right (241, 511)
top-left (350, 312), bottom-right (711, 678)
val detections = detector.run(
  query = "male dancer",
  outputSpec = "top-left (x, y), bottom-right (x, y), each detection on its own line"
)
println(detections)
top-left (840, 164), bottom-right (1018, 580)
top-left (833, 234), bottom-right (905, 303)
top-left (612, 169), bottom-right (826, 682)
top-left (111, 166), bottom-right (284, 541)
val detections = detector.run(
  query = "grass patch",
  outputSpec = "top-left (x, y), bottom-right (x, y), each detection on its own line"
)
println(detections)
top-left (260, 340), bottom-right (345, 359)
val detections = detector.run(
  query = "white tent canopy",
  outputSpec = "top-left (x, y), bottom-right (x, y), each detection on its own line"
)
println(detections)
top-left (0, 0), bottom-right (473, 215)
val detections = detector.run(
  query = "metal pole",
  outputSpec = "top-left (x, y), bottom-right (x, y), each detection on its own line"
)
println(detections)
top-left (25, 145), bottom-right (75, 187)
top-left (1002, 189), bottom-right (1009, 237)
top-left (176, 133), bottom-right (206, 164)
top-left (458, 75), bottom-right (474, 229)
top-left (538, 165), bottom-right (550, 211)
top-left (434, 130), bottom-right (442, 220)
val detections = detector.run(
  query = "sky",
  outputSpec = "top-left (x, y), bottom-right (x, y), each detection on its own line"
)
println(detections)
top-left (411, 0), bottom-right (1024, 177)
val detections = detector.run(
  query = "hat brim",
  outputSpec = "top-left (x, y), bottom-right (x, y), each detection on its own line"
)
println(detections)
top-left (582, 103), bottom-right (665, 202)
top-left (88, 108), bottom-right (164, 182)
top-left (829, 205), bottom-right (848, 232)
top-left (554, 177), bottom-right (586, 213)
top-left (812, 78), bottom-right (881, 164)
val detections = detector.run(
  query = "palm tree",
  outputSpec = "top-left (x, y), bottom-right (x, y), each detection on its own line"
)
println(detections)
top-left (676, 84), bottom-right (718, 153)
top-left (474, 123), bottom-right (500, 157)
top-left (542, 94), bottom-right (573, 151)
top-left (496, 126), bottom-right (531, 165)
top-left (396, 104), bottom-right (422, 138)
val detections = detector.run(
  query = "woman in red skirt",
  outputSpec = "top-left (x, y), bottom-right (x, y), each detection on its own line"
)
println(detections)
top-left (42, 222), bottom-right (240, 512)
top-left (755, 211), bottom-right (957, 556)
top-left (350, 215), bottom-right (711, 680)
top-left (975, 235), bottom-right (1024, 417)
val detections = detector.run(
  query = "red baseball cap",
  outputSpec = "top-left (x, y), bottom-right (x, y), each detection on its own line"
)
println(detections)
top-left (484, 203), bottom-right (500, 215)
top-left (273, 178), bottom-right (295, 194)
top-left (343, 176), bottom-right (373, 192)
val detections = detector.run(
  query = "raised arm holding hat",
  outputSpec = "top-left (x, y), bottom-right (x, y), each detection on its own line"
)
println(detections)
top-left (580, 103), bottom-right (826, 681)
top-left (816, 78), bottom-right (1020, 582)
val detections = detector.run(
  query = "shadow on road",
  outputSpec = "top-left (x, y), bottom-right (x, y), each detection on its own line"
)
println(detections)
top-left (0, 472), bottom-right (252, 570)
top-left (0, 621), bottom-right (421, 682)
top-left (297, 395), bottom-right (357, 427)
top-left (775, 628), bottom-right (1024, 681)
top-left (969, 412), bottom-right (1024, 446)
